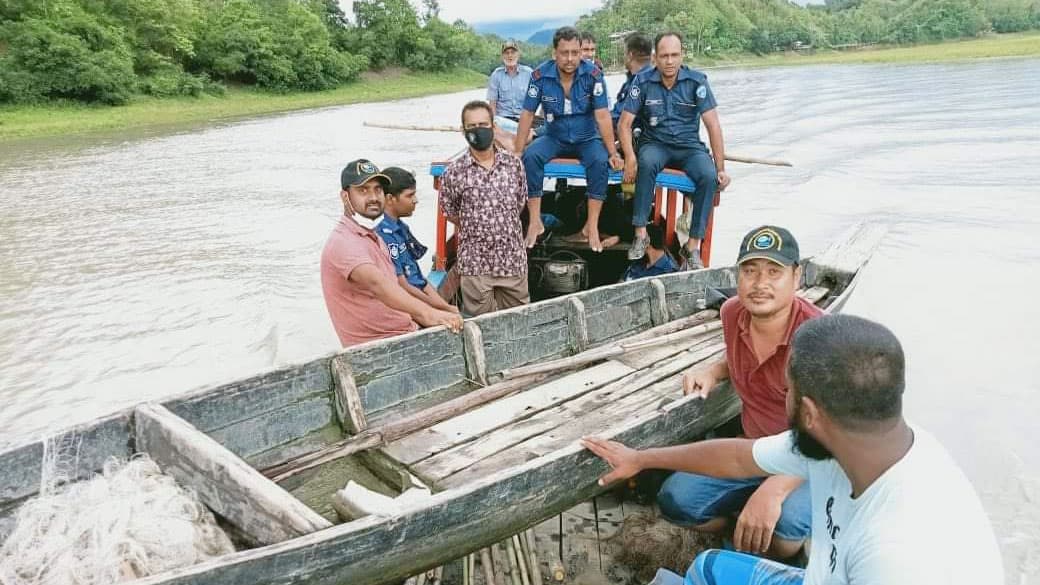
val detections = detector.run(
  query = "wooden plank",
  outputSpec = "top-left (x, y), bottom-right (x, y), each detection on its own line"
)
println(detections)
top-left (344, 328), bottom-right (468, 416)
top-left (164, 357), bottom-right (332, 433)
top-left (0, 411), bottom-right (133, 505)
top-left (436, 339), bottom-right (723, 485)
top-left (463, 322), bottom-right (489, 386)
top-left (809, 223), bottom-right (886, 280)
top-left (134, 403), bottom-right (331, 545)
top-left (575, 280), bottom-right (656, 346)
top-left (332, 358), bottom-right (368, 434)
top-left (796, 286), bottom-right (830, 305)
top-left (648, 279), bottom-right (669, 325)
top-left (472, 302), bottom-right (573, 376)
top-left (131, 376), bottom-right (740, 585)
top-left (566, 297), bottom-right (589, 354)
top-left (207, 394), bottom-right (335, 461)
top-left (384, 361), bottom-right (636, 466)
top-left (659, 267), bottom-right (738, 320)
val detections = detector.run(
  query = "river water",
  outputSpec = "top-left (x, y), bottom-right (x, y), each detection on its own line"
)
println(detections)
top-left (2, 58), bottom-right (1038, 581)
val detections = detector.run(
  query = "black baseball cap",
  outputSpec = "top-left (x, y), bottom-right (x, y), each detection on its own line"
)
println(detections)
top-left (341, 159), bottom-right (390, 190)
top-left (737, 225), bottom-right (800, 266)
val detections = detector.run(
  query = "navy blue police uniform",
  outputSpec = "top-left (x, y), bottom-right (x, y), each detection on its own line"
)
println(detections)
top-left (375, 215), bottom-right (429, 290)
top-left (622, 65), bottom-right (719, 238)
top-left (521, 59), bottom-right (611, 201)
top-left (611, 63), bottom-right (653, 132)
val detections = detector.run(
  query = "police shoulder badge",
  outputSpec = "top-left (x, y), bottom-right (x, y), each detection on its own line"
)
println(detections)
top-left (528, 85), bottom-right (538, 98)
top-left (696, 85), bottom-right (707, 100)
top-left (630, 85), bottom-right (640, 98)
top-left (593, 82), bottom-right (603, 97)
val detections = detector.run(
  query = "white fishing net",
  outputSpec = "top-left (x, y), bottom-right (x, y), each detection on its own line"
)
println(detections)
top-left (0, 438), bottom-right (234, 585)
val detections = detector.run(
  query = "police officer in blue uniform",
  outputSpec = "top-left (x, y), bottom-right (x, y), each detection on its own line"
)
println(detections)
top-left (611, 33), bottom-right (653, 135)
top-left (514, 26), bottom-right (623, 253)
top-left (376, 167), bottom-right (460, 314)
top-left (618, 32), bottom-right (731, 269)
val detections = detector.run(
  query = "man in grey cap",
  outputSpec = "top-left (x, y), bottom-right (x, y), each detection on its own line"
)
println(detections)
top-left (320, 158), bottom-right (462, 347)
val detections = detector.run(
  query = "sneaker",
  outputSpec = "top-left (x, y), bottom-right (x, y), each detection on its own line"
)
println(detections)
top-left (680, 246), bottom-right (705, 270)
top-left (628, 236), bottom-right (649, 260)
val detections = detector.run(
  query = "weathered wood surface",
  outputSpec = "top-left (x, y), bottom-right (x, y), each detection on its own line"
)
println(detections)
top-left (471, 301), bottom-right (574, 376)
top-left (263, 372), bottom-right (558, 482)
top-left (574, 280), bottom-right (656, 346)
top-left (412, 331), bottom-right (724, 485)
top-left (804, 223), bottom-right (886, 291)
top-left (498, 320), bottom-right (723, 381)
top-left (657, 267), bottom-right (738, 321)
top-left (440, 338), bottom-right (728, 487)
top-left (134, 403), bottom-right (332, 545)
top-left (0, 411), bottom-right (133, 543)
top-left (341, 328), bottom-right (469, 419)
top-left (206, 394), bottom-right (336, 463)
top-left (385, 361), bottom-right (636, 467)
top-left (332, 358), bottom-right (367, 434)
top-left (463, 322), bottom-right (489, 386)
top-left (165, 357), bottom-right (332, 435)
top-left (132, 382), bottom-right (741, 585)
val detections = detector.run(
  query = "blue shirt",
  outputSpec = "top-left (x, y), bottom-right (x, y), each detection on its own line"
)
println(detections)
top-left (523, 59), bottom-right (609, 145)
top-left (622, 252), bottom-right (679, 281)
top-left (622, 65), bottom-right (717, 149)
top-left (487, 64), bottom-right (533, 119)
top-left (612, 63), bottom-right (654, 129)
top-left (375, 215), bottom-right (429, 289)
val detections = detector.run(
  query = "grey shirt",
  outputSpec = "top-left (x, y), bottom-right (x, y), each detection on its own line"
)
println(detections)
top-left (487, 64), bottom-right (533, 119)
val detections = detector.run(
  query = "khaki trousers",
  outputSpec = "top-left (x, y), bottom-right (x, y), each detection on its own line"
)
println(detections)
top-left (460, 274), bottom-right (530, 316)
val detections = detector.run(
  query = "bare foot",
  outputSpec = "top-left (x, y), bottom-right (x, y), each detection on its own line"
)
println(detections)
top-left (600, 234), bottom-right (620, 248)
top-left (525, 222), bottom-right (545, 248)
top-left (587, 227), bottom-right (603, 253)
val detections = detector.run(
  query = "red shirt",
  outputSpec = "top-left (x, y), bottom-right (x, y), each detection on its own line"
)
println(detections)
top-left (320, 215), bottom-right (418, 347)
top-left (721, 295), bottom-right (823, 438)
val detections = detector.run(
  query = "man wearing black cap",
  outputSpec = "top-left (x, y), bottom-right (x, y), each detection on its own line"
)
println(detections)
top-left (654, 226), bottom-right (821, 561)
top-left (320, 159), bottom-right (462, 347)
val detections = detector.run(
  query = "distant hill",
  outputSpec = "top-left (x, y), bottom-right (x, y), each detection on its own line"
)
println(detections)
top-left (472, 18), bottom-right (575, 46)
top-left (527, 29), bottom-right (555, 45)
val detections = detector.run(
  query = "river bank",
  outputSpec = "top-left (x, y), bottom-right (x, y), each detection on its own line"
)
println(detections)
top-left (0, 68), bottom-right (486, 144)
top-left (698, 31), bottom-right (1040, 68)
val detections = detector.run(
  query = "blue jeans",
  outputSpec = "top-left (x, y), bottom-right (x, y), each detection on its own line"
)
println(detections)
top-left (633, 142), bottom-right (716, 237)
top-left (657, 473), bottom-right (811, 542)
top-left (522, 135), bottom-right (609, 201)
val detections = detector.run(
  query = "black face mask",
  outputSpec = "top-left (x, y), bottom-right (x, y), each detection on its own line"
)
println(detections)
top-left (465, 127), bottom-right (494, 151)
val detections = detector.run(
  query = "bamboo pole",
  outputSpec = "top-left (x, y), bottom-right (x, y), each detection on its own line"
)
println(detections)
top-left (523, 529), bottom-right (544, 585)
top-left (363, 121), bottom-right (792, 166)
top-left (481, 548), bottom-right (497, 585)
top-left (505, 539), bottom-right (523, 585)
top-left (512, 535), bottom-right (531, 585)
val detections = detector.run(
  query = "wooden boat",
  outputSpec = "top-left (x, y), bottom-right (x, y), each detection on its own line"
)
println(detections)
top-left (0, 224), bottom-right (883, 585)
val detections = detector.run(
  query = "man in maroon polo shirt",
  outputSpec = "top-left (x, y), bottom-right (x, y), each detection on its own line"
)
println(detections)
top-left (657, 226), bottom-right (822, 561)
top-left (320, 158), bottom-right (462, 347)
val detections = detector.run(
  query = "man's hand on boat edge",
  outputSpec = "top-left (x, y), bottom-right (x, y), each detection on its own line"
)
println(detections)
top-left (416, 308), bottom-right (463, 334)
top-left (581, 436), bottom-right (644, 487)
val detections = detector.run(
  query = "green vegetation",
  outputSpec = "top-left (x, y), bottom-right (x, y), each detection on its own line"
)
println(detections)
top-left (707, 31), bottom-right (1040, 66)
top-left (578, 0), bottom-right (1040, 58)
top-left (0, 69), bottom-right (486, 141)
top-left (0, 0), bottom-right (545, 107)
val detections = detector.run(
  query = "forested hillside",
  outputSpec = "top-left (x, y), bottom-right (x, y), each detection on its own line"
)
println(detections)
top-left (577, 0), bottom-right (1040, 55)
top-left (0, 0), bottom-right (545, 105)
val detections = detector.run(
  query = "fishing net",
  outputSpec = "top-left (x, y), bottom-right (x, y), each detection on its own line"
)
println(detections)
top-left (609, 511), bottom-right (721, 581)
top-left (0, 437), bottom-right (234, 585)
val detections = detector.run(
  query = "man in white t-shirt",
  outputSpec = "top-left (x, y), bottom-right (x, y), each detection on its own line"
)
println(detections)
top-left (583, 314), bottom-right (1003, 584)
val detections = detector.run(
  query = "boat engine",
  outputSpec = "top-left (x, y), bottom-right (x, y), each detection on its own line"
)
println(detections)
top-left (530, 250), bottom-right (589, 296)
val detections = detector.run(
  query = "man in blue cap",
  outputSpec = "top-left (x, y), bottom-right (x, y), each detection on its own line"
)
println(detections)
top-left (618, 32), bottom-right (731, 269)
top-left (514, 26), bottom-right (624, 253)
